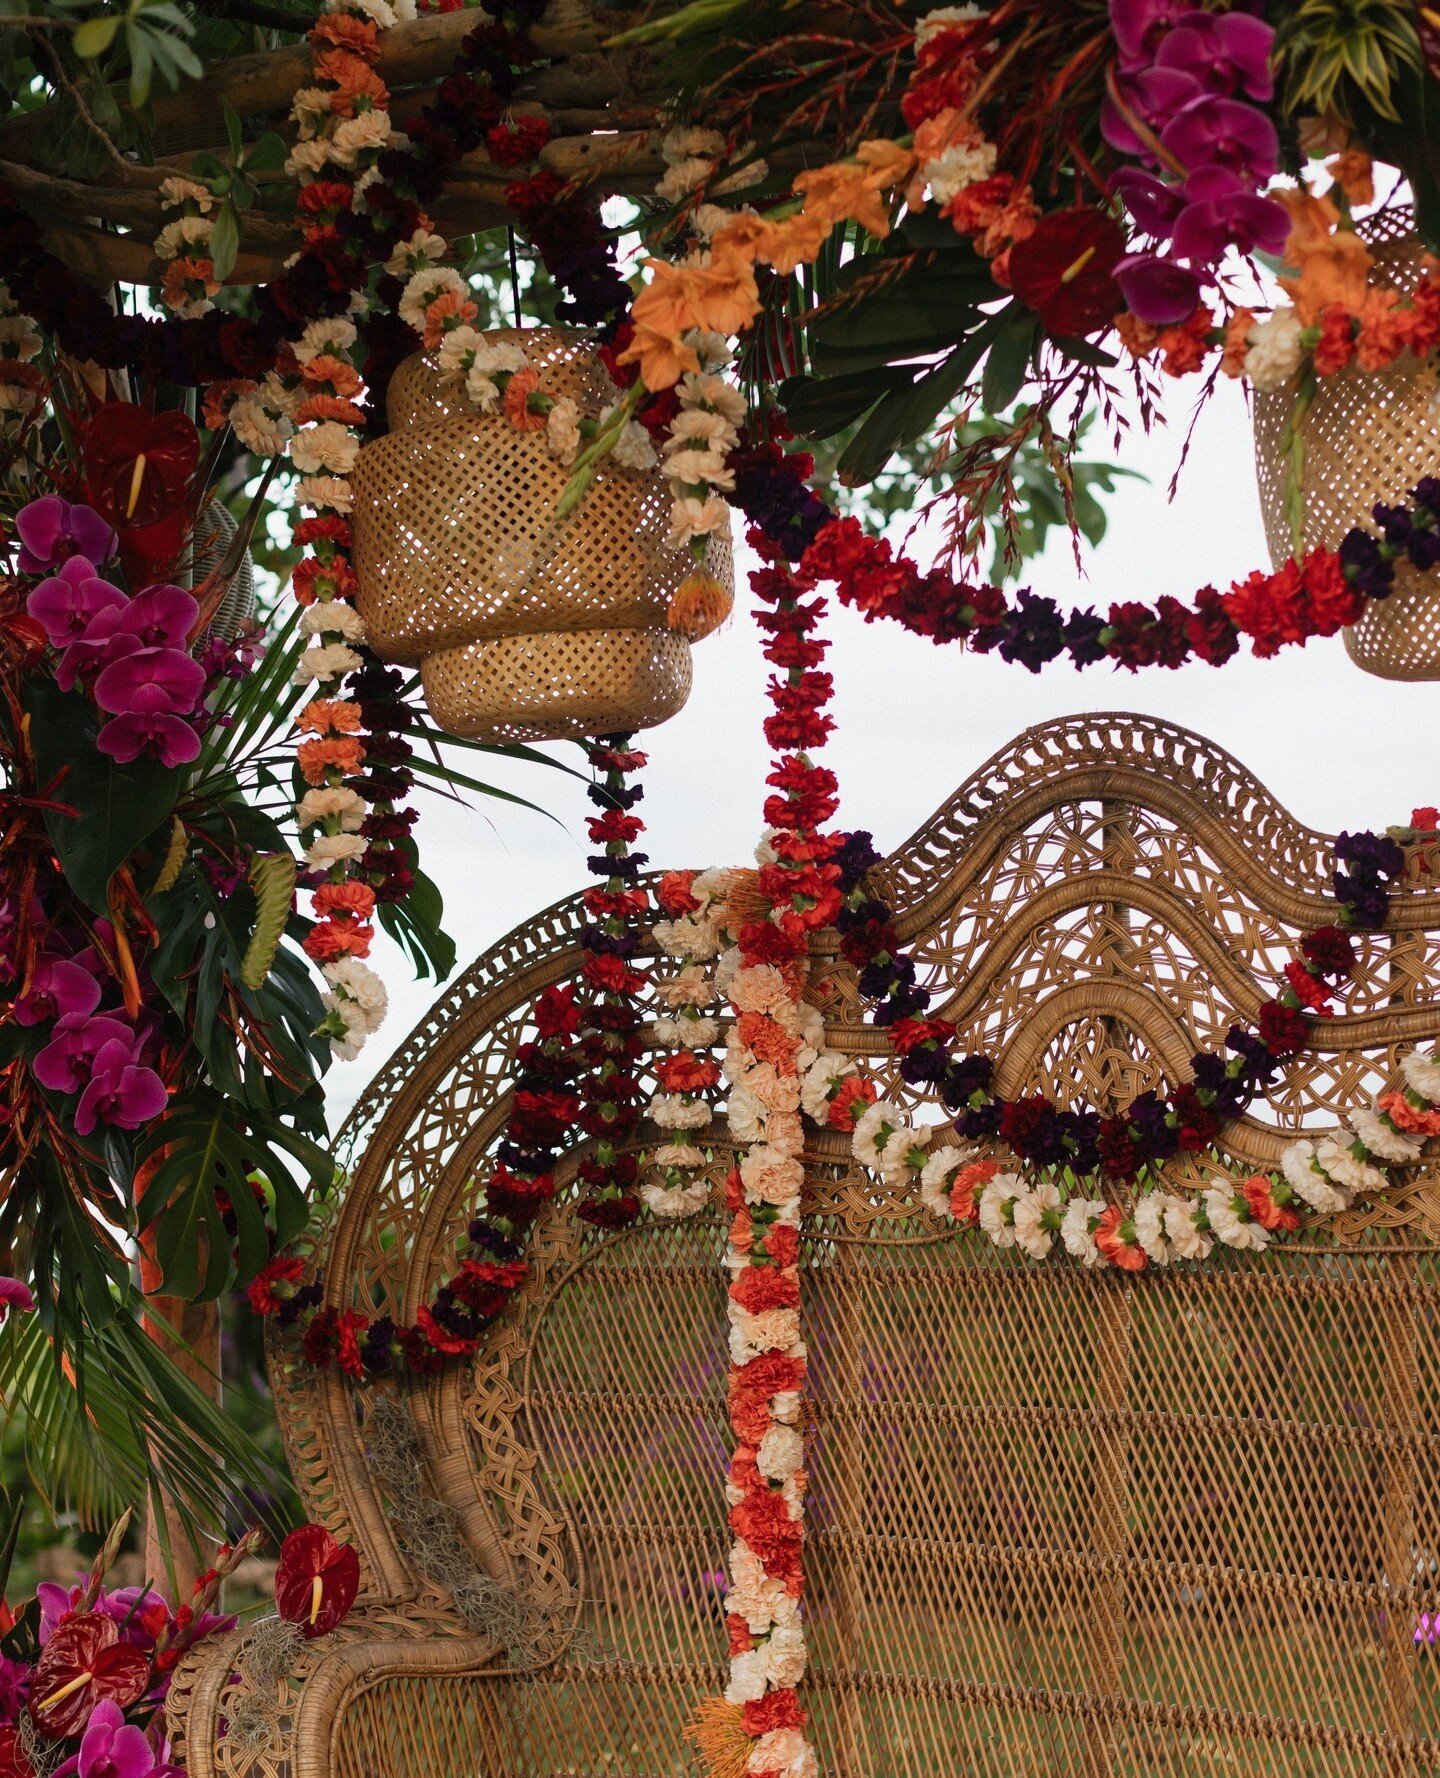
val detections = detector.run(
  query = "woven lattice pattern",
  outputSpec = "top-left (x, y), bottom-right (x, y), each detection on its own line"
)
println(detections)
top-left (420, 625), bottom-right (693, 742)
top-left (349, 328), bottom-right (732, 741)
top-left (170, 716), bottom-right (1440, 1777)
top-left (1253, 211), bottom-right (1440, 681)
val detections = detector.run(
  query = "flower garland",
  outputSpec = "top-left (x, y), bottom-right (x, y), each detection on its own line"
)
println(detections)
top-left (800, 1035), bottom-right (1440, 1271)
top-left (687, 529), bottom-right (844, 1778)
top-left (153, 175), bottom-right (221, 319)
top-left (247, 737), bottom-right (653, 1374)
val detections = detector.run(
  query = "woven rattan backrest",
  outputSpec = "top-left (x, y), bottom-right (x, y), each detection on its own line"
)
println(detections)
top-left (283, 714), bottom-right (1440, 1776)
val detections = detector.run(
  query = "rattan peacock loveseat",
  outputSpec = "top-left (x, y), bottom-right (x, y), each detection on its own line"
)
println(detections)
top-left (171, 714), bottom-right (1440, 1777)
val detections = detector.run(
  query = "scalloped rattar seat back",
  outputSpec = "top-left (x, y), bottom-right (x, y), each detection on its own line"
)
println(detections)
top-left (173, 717), bottom-right (1440, 1777)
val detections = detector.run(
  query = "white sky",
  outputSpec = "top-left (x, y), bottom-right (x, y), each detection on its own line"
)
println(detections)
top-left (327, 376), bottom-right (1440, 1127)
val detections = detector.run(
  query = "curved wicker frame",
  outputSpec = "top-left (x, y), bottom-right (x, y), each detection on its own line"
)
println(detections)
top-left (172, 714), bottom-right (1440, 1777)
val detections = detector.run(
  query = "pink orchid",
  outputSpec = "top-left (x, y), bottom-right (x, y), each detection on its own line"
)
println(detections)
top-left (32, 1014), bottom-right (136, 1096)
top-left (1114, 250), bottom-right (1205, 324)
top-left (14, 496), bottom-right (116, 575)
top-left (1153, 10), bottom-right (1274, 101)
top-left (12, 956), bottom-right (102, 1027)
top-left (26, 558), bottom-right (125, 648)
top-left (1160, 94), bottom-right (1280, 184)
top-left (93, 646), bottom-right (204, 719)
top-left (0, 1280), bottom-right (34, 1326)
top-left (74, 1040), bottom-right (168, 1135)
top-left (95, 712), bottom-right (201, 769)
top-left (51, 1699), bottom-right (176, 1778)
top-left (1169, 166), bottom-right (1290, 264)
top-left (1109, 0), bottom-right (1200, 65)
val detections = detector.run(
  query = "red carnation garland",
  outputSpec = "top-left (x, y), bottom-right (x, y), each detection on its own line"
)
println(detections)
top-left (248, 736), bottom-right (652, 1377)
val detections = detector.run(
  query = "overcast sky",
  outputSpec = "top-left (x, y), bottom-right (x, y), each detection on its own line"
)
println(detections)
top-left (327, 375), bottom-right (1440, 1127)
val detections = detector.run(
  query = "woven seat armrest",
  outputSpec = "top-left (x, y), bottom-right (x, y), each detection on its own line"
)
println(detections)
top-left (169, 1623), bottom-right (506, 1778)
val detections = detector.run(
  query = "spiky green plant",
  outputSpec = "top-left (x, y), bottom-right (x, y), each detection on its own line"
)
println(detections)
top-left (1273, 0), bottom-right (1425, 126)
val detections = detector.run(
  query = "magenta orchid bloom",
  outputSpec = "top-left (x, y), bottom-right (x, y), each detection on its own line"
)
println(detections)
top-left (0, 1279), bottom-right (34, 1325)
top-left (1110, 166), bottom-right (1187, 239)
top-left (12, 956), bottom-right (102, 1027)
top-left (95, 711), bottom-right (202, 769)
top-left (1114, 250), bottom-right (1205, 324)
top-left (74, 1040), bottom-right (168, 1135)
top-left (1161, 94), bottom-right (1280, 184)
top-left (93, 646), bottom-right (204, 719)
top-left (32, 1014), bottom-right (136, 1096)
top-left (1109, 0), bottom-right (1201, 66)
top-left (14, 496), bottom-right (117, 575)
top-left (115, 585), bottom-right (197, 650)
top-left (51, 1699), bottom-right (172, 1778)
top-left (1101, 66), bottom-right (1203, 157)
top-left (1153, 11), bottom-right (1274, 102)
top-left (1169, 166), bottom-right (1291, 264)
top-left (26, 558), bottom-right (125, 648)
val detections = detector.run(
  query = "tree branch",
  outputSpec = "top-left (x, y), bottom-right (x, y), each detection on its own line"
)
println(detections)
top-left (187, 0), bottom-right (318, 38)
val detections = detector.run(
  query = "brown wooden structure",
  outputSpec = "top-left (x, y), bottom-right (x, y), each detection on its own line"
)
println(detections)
top-left (171, 715), bottom-right (1440, 1776)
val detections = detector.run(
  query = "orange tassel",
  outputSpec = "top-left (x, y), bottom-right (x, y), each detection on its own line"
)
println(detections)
top-left (684, 1697), bottom-right (752, 1778)
top-left (668, 570), bottom-right (734, 641)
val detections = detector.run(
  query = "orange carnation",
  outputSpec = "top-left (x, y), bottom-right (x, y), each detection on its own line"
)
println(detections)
top-left (657, 1052), bottom-right (720, 1093)
top-left (948, 1159), bottom-right (998, 1224)
top-left (1240, 1174), bottom-right (1300, 1233)
top-left (1312, 303), bottom-right (1356, 377)
top-left (1378, 1091), bottom-right (1440, 1138)
top-left (301, 353), bottom-right (364, 398)
top-left (201, 379), bottom-right (256, 429)
top-left (294, 394), bottom-right (366, 427)
top-left (503, 366), bottom-right (546, 430)
top-left (303, 919), bottom-right (374, 963)
top-left (1220, 306), bottom-right (1256, 378)
top-left (298, 735), bottom-right (364, 784)
top-left (312, 880), bottom-right (377, 920)
top-left (1354, 286), bottom-right (1411, 372)
top-left (737, 1010), bottom-right (799, 1070)
top-left (423, 289), bottom-right (479, 350)
top-left (309, 11), bottom-right (380, 60)
top-left (298, 698), bottom-right (363, 736)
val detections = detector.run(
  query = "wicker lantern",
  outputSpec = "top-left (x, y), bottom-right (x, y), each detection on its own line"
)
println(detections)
top-left (351, 328), bottom-right (732, 742)
top-left (1253, 209), bottom-right (1440, 680)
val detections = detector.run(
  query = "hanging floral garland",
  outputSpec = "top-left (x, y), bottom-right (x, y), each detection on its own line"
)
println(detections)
top-left (250, 736), bottom-right (653, 1374)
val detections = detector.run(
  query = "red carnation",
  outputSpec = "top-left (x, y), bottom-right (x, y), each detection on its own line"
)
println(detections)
top-left (743, 1689), bottom-right (807, 1737)
top-left (1283, 959), bottom-right (1332, 1012)
top-left (1257, 999), bottom-right (1310, 1059)
top-left (1302, 924), bottom-right (1357, 978)
top-left (247, 1253), bottom-right (305, 1316)
top-left (1242, 1173), bottom-right (1300, 1232)
top-left (275, 1524), bottom-right (360, 1638)
top-left (827, 1075), bottom-right (877, 1132)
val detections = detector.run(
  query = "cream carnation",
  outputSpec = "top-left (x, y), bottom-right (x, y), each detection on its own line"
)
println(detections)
top-left (436, 324), bottom-right (483, 375)
top-left (300, 600), bottom-right (367, 642)
top-left (764, 1622), bottom-right (808, 1688)
top-left (852, 1101), bottom-right (910, 1173)
top-left (1280, 1139), bottom-right (1350, 1215)
top-left (653, 916), bottom-right (721, 961)
top-left (1012, 1180), bottom-right (1061, 1259)
top-left (1402, 1048), bottom-right (1440, 1105)
top-left (1348, 1104), bottom-right (1423, 1163)
top-left (918, 1144), bottom-right (970, 1218)
top-left (664, 446), bottom-right (735, 490)
top-left (158, 175), bottom-right (215, 212)
top-left (1243, 308), bottom-right (1304, 391)
top-left (293, 317), bottom-right (358, 364)
top-left (724, 1647), bottom-right (769, 1706)
top-left (924, 139), bottom-right (998, 204)
top-left (289, 421), bottom-right (360, 476)
top-left (800, 1053), bottom-right (847, 1122)
top-left (749, 1727), bottom-right (816, 1778)
top-left (329, 109), bottom-right (392, 165)
top-left (610, 418), bottom-right (659, 470)
top-left (322, 956), bottom-right (387, 1025)
top-left (1315, 1134), bottom-right (1384, 1196)
top-left (726, 1087), bottom-right (767, 1145)
top-left (641, 1176), bottom-right (711, 1220)
top-left (229, 394), bottom-right (291, 456)
top-left (679, 371), bottom-right (748, 423)
top-left (649, 1093), bottom-right (713, 1130)
top-left (1203, 1184), bottom-right (1268, 1251)
top-left (1132, 1192), bottom-right (1177, 1266)
top-left (757, 1422), bottom-right (805, 1480)
top-left (729, 1306), bottom-right (802, 1365)
top-left (670, 492), bottom-right (731, 548)
top-left (654, 963), bottom-right (716, 1006)
top-left (297, 474), bottom-right (354, 515)
top-left (293, 640), bottom-right (363, 685)
top-left (978, 1172), bottom-right (1022, 1247)
top-left (398, 266), bottom-right (467, 333)
top-left (1162, 1195), bottom-right (1213, 1262)
top-left (305, 832), bottom-right (368, 869)
top-left (296, 785), bottom-right (366, 832)
top-left (155, 215), bottom-right (213, 259)
top-left (1061, 1198), bottom-right (1106, 1266)
top-left (385, 228), bottom-right (447, 277)
top-left (546, 396), bottom-right (582, 465)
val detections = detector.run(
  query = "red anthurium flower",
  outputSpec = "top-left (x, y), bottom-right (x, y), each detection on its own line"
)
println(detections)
top-left (81, 404), bottom-right (199, 530)
top-left (81, 403), bottom-right (202, 588)
top-left (1007, 209), bottom-right (1127, 338)
top-left (29, 1611), bottom-right (151, 1737)
top-left (274, 1525), bottom-right (360, 1638)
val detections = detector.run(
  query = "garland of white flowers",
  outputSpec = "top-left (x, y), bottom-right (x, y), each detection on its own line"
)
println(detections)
top-left (153, 176), bottom-right (220, 319)
top-left (799, 1045), bottom-right (1440, 1267)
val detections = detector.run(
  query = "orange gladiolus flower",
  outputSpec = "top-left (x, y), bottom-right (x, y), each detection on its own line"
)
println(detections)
top-left (309, 11), bottom-right (380, 60)
top-left (1326, 148), bottom-right (1374, 209)
top-left (616, 323), bottom-right (701, 392)
top-left (754, 212), bottom-right (832, 277)
top-left (1275, 187), bottom-right (1373, 324)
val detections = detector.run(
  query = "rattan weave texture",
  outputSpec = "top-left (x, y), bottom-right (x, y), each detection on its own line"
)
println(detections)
top-left (350, 328), bottom-right (732, 742)
top-left (1253, 208), bottom-right (1440, 680)
top-left (171, 716), bottom-right (1440, 1777)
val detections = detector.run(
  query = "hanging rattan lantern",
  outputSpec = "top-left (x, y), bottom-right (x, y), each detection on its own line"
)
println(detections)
top-left (351, 328), bottom-right (732, 742)
top-left (1253, 208), bottom-right (1440, 681)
